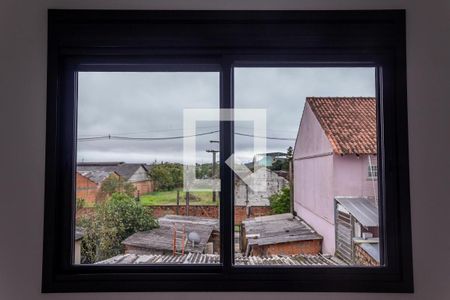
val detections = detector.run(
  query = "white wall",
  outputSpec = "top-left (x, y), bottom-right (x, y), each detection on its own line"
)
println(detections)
top-left (1, 0), bottom-right (449, 299)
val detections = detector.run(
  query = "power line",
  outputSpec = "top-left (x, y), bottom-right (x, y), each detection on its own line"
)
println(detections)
top-left (78, 125), bottom-right (298, 138)
top-left (78, 125), bottom-right (220, 138)
top-left (77, 131), bottom-right (296, 142)
top-left (77, 130), bottom-right (219, 142)
top-left (235, 132), bottom-right (296, 141)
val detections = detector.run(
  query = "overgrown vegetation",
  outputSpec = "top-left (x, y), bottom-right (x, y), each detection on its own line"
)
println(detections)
top-left (149, 162), bottom-right (183, 191)
top-left (100, 175), bottom-right (136, 197)
top-left (78, 193), bottom-right (158, 263)
top-left (269, 186), bottom-right (291, 214)
top-left (195, 163), bottom-right (213, 179)
top-left (76, 197), bottom-right (86, 210)
top-left (268, 146), bottom-right (293, 172)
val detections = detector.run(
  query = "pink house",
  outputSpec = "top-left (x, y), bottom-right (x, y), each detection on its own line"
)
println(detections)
top-left (293, 97), bottom-right (378, 255)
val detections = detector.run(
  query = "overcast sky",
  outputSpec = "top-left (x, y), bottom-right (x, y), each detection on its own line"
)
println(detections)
top-left (77, 68), bottom-right (375, 164)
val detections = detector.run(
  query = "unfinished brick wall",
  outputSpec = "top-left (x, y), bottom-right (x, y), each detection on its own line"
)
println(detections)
top-left (149, 205), bottom-right (219, 219)
top-left (354, 243), bottom-right (379, 266)
top-left (250, 239), bottom-right (322, 256)
top-left (77, 205), bottom-right (273, 225)
top-left (149, 205), bottom-right (272, 224)
top-left (133, 180), bottom-right (154, 196)
top-left (75, 172), bottom-right (98, 204)
top-left (234, 206), bottom-right (272, 224)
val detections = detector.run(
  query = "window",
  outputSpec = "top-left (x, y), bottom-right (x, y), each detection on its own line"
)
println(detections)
top-left (43, 10), bottom-right (413, 292)
top-left (75, 71), bottom-right (221, 265)
top-left (368, 165), bottom-right (378, 179)
top-left (234, 67), bottom-right (380, 265)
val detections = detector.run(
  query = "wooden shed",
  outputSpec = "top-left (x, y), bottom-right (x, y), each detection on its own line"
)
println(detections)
top-left (122, 215), bottom-right (219, 255)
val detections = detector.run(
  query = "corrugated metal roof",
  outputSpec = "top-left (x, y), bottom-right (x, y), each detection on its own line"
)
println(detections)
top-left (95, 253), bottom-right (345, 266)
top-left (359, 242), bottom-right (380, 263)
top-left (242, 213), bottom-right (322, 246)
top-left (122, 215), bottom-right (218, 254)
top-left (97, 253), bottom-right (220, 265)
top-left (78, 170), bottom-right (116, 184)
top-left (159, 215), bottom-right (219, 231)
top-left (335, 197), bottom-right (379, 227)
top-left (75, 227), bottom-right (84, 241)
top-left (78, 162), bottom-right (147, 180)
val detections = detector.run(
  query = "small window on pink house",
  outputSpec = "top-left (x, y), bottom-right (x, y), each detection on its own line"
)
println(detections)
top-left (368, 165), bottom-right (378, 179)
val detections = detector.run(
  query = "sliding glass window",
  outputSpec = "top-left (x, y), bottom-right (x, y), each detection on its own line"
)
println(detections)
top-left (75, 71), bottom-right (221, 265)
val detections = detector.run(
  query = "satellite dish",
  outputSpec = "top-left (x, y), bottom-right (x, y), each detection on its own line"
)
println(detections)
top-left (188, 231), bottom-right (201, 247)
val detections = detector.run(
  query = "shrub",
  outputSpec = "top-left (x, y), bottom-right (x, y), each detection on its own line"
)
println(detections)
top-left (269, 186), bottom-right (291, 214)
top-left (79, 192), bottom-right (158, 263)
top-left (76, 198), bottom-right (86, 210)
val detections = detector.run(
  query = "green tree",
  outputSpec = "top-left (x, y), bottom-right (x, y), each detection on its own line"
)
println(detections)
top-left (286, 146), bottom-right (293, 159)
top-left (268, 146), bottom-right (294, 172)
top-left (269, 186), bottom-right (291, 214)
top-left (195, 163), bottom-right (212, 179)
top-left (270, 159), bottom-right (285, 171)
top-left (149, 162), bottom-right (183, 191)
top-left (79, 193), bottom-right (158, 263)
top-left (100, 175), bottom-right (136, 197)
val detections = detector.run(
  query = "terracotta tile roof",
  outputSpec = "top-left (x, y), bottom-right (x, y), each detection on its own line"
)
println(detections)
top-left (307, 97), bottom-right (377, 155)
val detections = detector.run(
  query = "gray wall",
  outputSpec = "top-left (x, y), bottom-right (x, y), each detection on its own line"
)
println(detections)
top-left (0, 0), bottom-right (449, 299)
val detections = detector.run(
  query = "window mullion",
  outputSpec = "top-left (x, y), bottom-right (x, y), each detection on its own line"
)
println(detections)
top-left (219, 59), bottom-right (234, 271)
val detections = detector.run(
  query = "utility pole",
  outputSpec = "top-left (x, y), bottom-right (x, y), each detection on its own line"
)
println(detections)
top-left (185, 191), bottom-right (190, 216)
top-left (206, 149), bottom-right (219, 202)
top-left (176, 190), bottom-right (180, 215)
top-left (207, 140), bottom-right (219, 203)
top-left (287, 146), bottom-right (294, 215)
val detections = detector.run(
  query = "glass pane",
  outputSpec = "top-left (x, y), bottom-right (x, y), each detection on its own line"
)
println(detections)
top-left (233, 67), bottom-right (380, 267)
top-left (75, 71), bottom-right (221, 265)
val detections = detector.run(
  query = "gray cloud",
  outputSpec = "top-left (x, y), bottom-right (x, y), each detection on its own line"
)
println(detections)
top-left (234, 67), bottom-right (375, 161)
top-left (77, 68), bottom-right (375, 164)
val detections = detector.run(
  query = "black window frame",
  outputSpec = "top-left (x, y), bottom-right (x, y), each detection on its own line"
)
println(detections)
top-left (43, 9), bottom-right (413, 293)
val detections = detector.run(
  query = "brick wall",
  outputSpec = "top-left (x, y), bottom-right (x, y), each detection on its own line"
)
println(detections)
top-left (149, 205), bottom-right (219, 219)
top-left (77, 205), bottom-right (272, 224)
top-left (149, 205), bottom-right (272, 224)
top-left (133, 180), bottom-right (154, 196)
top-left (250, 239), bottom-right (322, 256)
top-left (75, 172), bottom-right (98, 204)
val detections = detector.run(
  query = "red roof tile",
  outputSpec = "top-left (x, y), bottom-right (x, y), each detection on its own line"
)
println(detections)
top-left (307, 97), bottom-right (377, 155)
